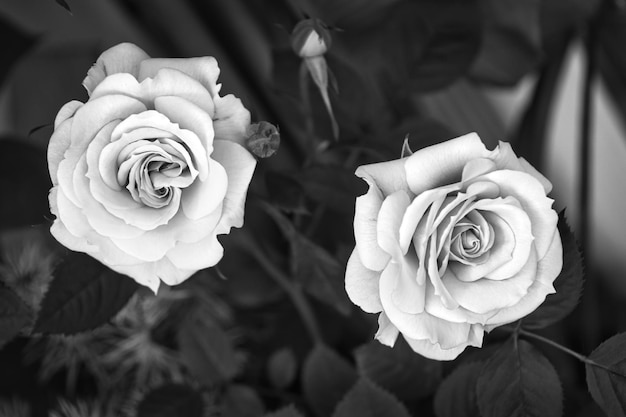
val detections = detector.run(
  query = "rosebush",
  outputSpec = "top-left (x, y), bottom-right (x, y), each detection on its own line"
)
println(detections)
top-left (47, 43), bottom-right (257, 292)
top-left (345, 133), bottom-right (563, 360)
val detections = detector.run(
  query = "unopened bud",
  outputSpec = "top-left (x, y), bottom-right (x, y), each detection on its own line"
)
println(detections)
top-left (246, 122), bottom-right (280, 158)
top-left (291, 19), bottom-right (332, 58)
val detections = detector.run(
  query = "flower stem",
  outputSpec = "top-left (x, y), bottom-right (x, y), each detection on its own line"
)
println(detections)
top-left (235, 233), bottom-right (323, 344)
top-left (518, 329), bottom-right (588, 363)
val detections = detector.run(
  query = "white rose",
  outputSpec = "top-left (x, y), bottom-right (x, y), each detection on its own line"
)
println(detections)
top-left (345, 133), bottom-right (563, 360)
top-left (48, 43), bottom-right (257, 292)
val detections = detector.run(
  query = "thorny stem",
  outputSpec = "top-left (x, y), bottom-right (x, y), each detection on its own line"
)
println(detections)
top-left (235, 233), bottom-right (323, 344)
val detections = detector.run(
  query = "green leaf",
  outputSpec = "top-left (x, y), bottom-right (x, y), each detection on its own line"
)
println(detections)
top-left (178, 302), bottom-right (239, 387)
top-left (220, 384), bottom-right (265, 417)
top-left (354, 338), bottom-right (442, 403)
top-left (261, 202), bottom-right (352, 316)
top-left (303, 344), bottom-right (358, 417)
top-left (434, 362), bottom-right (482, 417)
top-left (265, 405), bottom-right (306, 417)
top-left (0, 140), bottom-right (51, 231)
top-left (469, 0), bottom-right (542, 85)
top-left (476, 338), bottom-right (563, 417)
top-left (0, 283), bottom-right (32, 346)
top-left (523, 212), bottom-right (583, 329)
top-left (136, 384), bottom-right (203, 417)
top-left (333, 378), bottom-right (411, 417)
top-left (585, 332), bottom-right (626, 417)
top-left (34, 251), bottom-right (139, 334)
top-left (267, 347), bottom-right (298, 389)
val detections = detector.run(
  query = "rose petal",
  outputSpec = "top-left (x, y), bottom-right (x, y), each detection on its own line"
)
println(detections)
top-left (375, 313), bottom-right (400, 347)
top-left (449, 198), bottom-right (534, 282)
top-left (106, 110), bottom-right (209, 181)
top-left (48, 117), bottom-right (74, 186)
top-left (83, 43), bottom-right (150, 95)
top-left (54, 100), bottom-right (83, 129)
top-left (166, 232), bottom-right (224, 271)
top-left (391, 253), bottom-right (424, 314)
top-left (353, 177), bottom-right (390, 271)
top-left (485, 232), bottom-right (562, 329)
top-left (154, 95), bottom-right (215, 156)
top-left (212, 94), bottom-right (252, 146)
top-left (404, 132), bottom-right (490, 195)
top-left (488, 143), bottom-right (552, 193)
top-left (90, 69), bottom-right (215, 115)
top-left (398, 184), bottom-right (459, 254)
top-left (379, 262), bottom-right (474, 347)
top-left (377, 190), bottom-right (411, 259)
top-left (138, 57), bottom-right (221, 96)
top-left (345, 248), bottom-right (383, 314)
top-left (443, 247), bottom-right (539, 315)
top-left (72, 156), bottom-right (146, 239)
top-left (211, 140), bottom-right (257, 234)
top-left (355, 158), bottom-right (409, 198)
top-left (181, 158), bottom-right (227, 220)
top-left (461, 158), bottom-right (497, 183)
top-left (479, 170), bottom-right (557, 259)
top-left (53, 187), bottom-right (147, 266)
top-left (402, 323), bottom-right (483, 361)
top-left (155, 257), bottom-right (197, 288)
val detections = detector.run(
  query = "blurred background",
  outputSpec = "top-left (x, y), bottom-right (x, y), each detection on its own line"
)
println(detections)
top-left (1, 0), bottom-right (626, 414)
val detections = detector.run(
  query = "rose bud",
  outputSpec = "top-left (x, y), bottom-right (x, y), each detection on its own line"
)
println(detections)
top-left (290, 18), bottom-right (332, 59)
top-left (246, 121), bottom-right (280, 158)
top-left (345, 133), bottom-right (562, 360)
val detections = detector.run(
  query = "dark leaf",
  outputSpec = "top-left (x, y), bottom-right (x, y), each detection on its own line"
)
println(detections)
top-left (477, 338), bottom-right (563, 417)
top-left (302, 344), bottom-right (358, 417)
top-left (375, 0), bottom-right (482, 93)
top-left (266, 171), bottom-right (309, 215)
top-left (265, 405), bottom-right (306, 417)
top-left (34, 251), bottom-right (139, 334)
top-left (333, 378), bottom-right (411, 417)
top-left (54, 0), bottom-right (73, 14)
top-left (137, 384), bottom-right (203, 417)
top-left (523, 211), bottom-right (584, 329)
top-left (434, 362), bottom-right (482, 417)
top-left (293, 165), bottom-right (368, 214)
top-left (0, 283), bottom-right (32, 346)
top-left (178, 303), bottom-right (239, 387)
top-left (0, 140), bottom-right (51, 231)
top-left (0, 15), bottom-right (36, 86)
top-left (220, 384), bottom-right (265, 417)
top-left (585, 332), bottom-right (626, 417)
top-left (470, 0), bottom-right (542, 85)
top-left (354, 338), bottom-right (442, 403)
top-left (267, 347), bottom-right (298, 389)
top-left (261, 202), bottom-right (352, 315)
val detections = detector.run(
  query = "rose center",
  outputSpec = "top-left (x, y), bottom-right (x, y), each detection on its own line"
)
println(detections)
top-left (450, 223), bottom-right (489, 261)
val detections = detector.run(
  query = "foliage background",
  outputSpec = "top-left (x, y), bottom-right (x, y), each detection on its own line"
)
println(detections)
top-left (1, 0), bottom-right (626, 416)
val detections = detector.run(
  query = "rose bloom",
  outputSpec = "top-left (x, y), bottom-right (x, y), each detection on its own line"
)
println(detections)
top-left (345, 133), bottom-right (562, 360)
top-left (48, 43), bottom-right (256, 292)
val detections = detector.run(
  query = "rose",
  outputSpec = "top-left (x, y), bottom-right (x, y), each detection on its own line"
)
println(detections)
top-left (345, 133), bottom-right (562, 360)
top-left (47, 43), bottom-right (257, 292)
